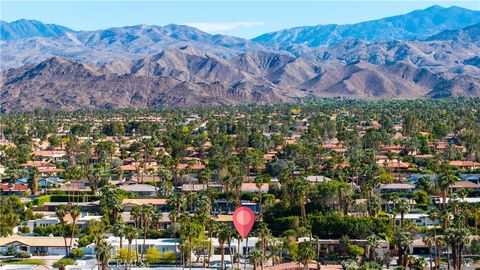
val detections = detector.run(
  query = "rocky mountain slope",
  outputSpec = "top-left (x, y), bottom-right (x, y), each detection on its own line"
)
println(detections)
top-left (2, 24), bottom-right (480, 112)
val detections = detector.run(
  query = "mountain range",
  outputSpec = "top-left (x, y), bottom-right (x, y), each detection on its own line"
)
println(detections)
top-left (1, 5), bottom-right (480, 112)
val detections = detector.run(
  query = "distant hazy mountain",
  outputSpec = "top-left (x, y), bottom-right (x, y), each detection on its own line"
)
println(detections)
top-left (0, 19), bottom-right (73, 40)
top-left (427, 23), bottom-right (480, 44)
top-left (253, 5), bottom-right (480, 47)
top-left (0, 21), bottom-right (268, 70)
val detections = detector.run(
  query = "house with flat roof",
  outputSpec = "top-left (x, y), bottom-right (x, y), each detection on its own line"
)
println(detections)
top-left (121, 198), bottom-right (168, 211)
top-left (119, 184), bottom-right (157, 196)
top-left (394, 213), bottom-right (439, 227)
top-left (0, 236), bottom-right (77, 256)
top-left (379, 183), bottom-right (415, 193)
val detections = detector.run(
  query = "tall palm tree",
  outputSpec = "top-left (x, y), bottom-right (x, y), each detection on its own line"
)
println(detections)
top-left (438, 171), bottom-right (460, 208)
top-left (69, 205), bottom-right (81, 250)
top-left (396, 198), bottom-right (411, 228)
top-left (157, 166), bottom-right (173, 197)
top-left (124, 225), bottom-right (139, 265)
top-left (55, 205), bottom-right (69, 256)
top-left (206, 218), bottom-right (218, 268)
top-left (423, 235), bottom-right (434, 270)
top-left (255, 222), bottom-right (271, 270)
top-left (394, 230), bottom-right (413, 268)
top-left (96, 240), bottom-right (113, 270)
top-left (293, 178), bottom-right (310, 226)
top-left (217, 223), bottom-right (231, 270)
top-left (114, 220), bottom-right (127, 249)
top-left (445, 228), bottom-right (470, 270)
top-left (254, 173), bottom-right (271, 218)
top-left (140, 204), bottom-right (153, 261)
top-left (28, 168), bottom-right (39, 195)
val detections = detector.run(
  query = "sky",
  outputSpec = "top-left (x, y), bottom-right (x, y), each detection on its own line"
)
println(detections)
top-left (1, 1), bottom-right (479, 38)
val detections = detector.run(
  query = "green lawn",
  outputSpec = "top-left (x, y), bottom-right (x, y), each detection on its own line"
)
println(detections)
top-left (1, 259), bottom-right (46, 265)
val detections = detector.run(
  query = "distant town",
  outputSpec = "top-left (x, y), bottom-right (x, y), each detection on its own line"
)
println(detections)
top-left (0, 98), bottom-right (479, 270)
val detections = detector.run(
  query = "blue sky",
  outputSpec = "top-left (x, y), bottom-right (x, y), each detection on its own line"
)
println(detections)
top-left (1, 1), bottom-right (479, 38)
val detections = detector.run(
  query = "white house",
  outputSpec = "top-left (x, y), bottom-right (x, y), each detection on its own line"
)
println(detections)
top-left (26, 216), bottom-right (60, 231)
top-left (395, 214), bottom-right (439, 227)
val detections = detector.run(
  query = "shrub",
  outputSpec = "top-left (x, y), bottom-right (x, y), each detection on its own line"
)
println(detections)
top-left (348, 244), bottom-right (365, 258)
top-left (145, 247), bottom-right (161, 264)
top-left (70, 248), bottom-right (84, 259)
top-left (117, 247), bottom-right (136, 263)
top-left (33, 195), bottom-right (51, 206)
top-left (160, 250), bottom-right (176, 263)
top-left (52, 258), bottom-right (75, 268)
top-left (15, 250), bottom-right (30, 258)
top-left (147, 229), bottom-right (165, 239)
top-left (78, 234), bottom-right (94, 247)
top-left (18, 226), bottom-right (30, 234)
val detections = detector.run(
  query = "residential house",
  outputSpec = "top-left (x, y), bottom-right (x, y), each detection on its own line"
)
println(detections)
top-left (121, 198), bottom-right (168, 211)
top-left (379, 183), bottom-right (416, 193)
top-left (0, 183), bottom-right (29, 195)
top-left (395, 213), bottom-right (439, 227)
top-left (449, 161), bottom-right (480, 170)
top-left (119, 184), bottom-right (157, 196)
top-left (0, 236), bottom-right (77, 256)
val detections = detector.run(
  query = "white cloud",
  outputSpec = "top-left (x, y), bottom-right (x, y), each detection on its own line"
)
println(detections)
top-left (185, 21), bottom-right (266, 33)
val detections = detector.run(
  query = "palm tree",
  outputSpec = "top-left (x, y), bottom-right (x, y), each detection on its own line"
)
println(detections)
top-left (28, 168), bottom-right (39, 195)
top-left (394, 230), bottom-right (413, 268)
top-left (248, 249), bottom-right (263, 270)
top-left (96, 240), bottom-right (113, 270)
top-left (297, 241), bottom-right (316, 270)
top-left (423, 235), bottom-right (434, 270)
top-left (100, 185), bottom-right (123, 225)
top-left (124, 225), bottom-right (139, 265)
top-left (157, 166), bottom-right (173, 197)
top-left (55, 205), bottom-right (69, 256)
top-left (217, 223), bottom-right (231, 270)
top-left (293, 178), bottom-right (310, 226)
top-left (114, 220), bottom-right (127, 250)
top-left (366, 234), bottom-right (381, 261)
top-left (438, 171), bottom-right (460, 208)
top-left (255, 222), bottom-right (271, 270)
top-left (140, 204), bottom-right (153, 261)
top-left (445, 228), bottom-right (470, 270)
top-left (396, 198), bottom-right (411, 228)
top-left (206, 219), bottom-right (218, 268)
top-left (69, 205), bottom-right (81, 250)
top-left (254, 173), bottom-right (271, 218)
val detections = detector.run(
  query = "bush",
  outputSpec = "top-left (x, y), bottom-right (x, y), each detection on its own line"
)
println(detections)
top-left (78, 234), bottom-right (94, 247)
top-left (15, 250), bottom-right (30, 258)
top-left (33, 195), bottom-right (51, 206)
top-left (70, 248), bottom-right (84, 259)
top-left (117, 247), bottom-right (136, 263)
top-left (49, 195), bottom-right (101, 202)
top-left (145, 247), bottom-right (161, 264)
top-left (147, 229), bottom-right (165, 239)
top-left (160, 250), bottom-right (176, 263)
top-left (348, 245), bottom-right (365, 258)
top-left (52, 258), bottom-right (76, 268)
top-left (18, 226), bottom-right (30, 234)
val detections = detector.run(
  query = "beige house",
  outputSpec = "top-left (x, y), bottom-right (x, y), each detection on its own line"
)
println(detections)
top-left (0, 236), bottom-right (77, 256)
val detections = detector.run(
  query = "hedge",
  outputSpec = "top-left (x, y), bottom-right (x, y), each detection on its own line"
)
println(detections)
top-left (33, 195), bottom-right (51, 206)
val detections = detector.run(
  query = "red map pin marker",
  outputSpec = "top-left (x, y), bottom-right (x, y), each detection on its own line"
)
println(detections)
top-left (233, 206), bottom-right (255, 238)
